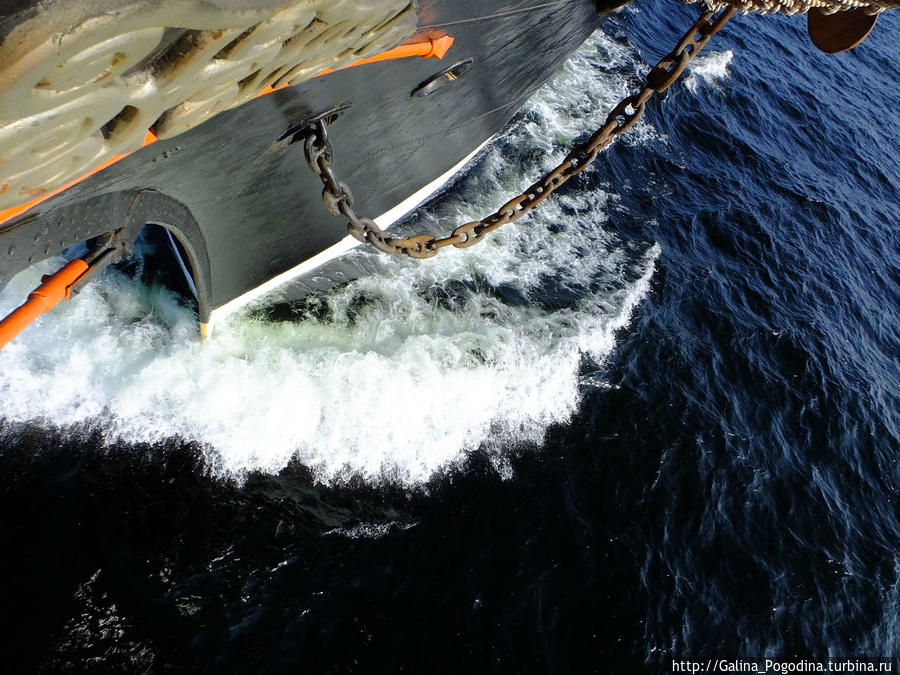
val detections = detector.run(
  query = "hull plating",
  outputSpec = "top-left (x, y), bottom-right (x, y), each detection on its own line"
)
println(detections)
top-left (0, 0), bottom-right (621, 322)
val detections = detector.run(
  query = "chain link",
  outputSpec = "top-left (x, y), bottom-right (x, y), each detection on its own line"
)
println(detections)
top-left (303, 7), bottom-right (736, 259)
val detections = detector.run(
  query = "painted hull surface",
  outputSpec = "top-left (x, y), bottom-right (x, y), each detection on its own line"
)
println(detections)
top-left (0, 0), bottom-right (624, 323)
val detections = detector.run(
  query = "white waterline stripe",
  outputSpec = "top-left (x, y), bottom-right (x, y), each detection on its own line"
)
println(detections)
top-left (205, 137), bottom-right (494, 335)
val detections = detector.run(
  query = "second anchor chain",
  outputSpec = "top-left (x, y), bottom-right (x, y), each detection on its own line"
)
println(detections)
top-left (304, 6), bottom-right (736, 259)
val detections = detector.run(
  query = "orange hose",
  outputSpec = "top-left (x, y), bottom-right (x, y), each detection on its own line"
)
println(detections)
top-left (0, 259), bottom-right (89, 349)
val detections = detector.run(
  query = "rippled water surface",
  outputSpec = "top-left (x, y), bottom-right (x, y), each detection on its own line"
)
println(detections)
top-left (0, 4), bottom-right (897, 673)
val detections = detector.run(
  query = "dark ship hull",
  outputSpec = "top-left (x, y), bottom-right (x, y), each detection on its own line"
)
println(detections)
top-left (0, 0), bottom-right (626, 334)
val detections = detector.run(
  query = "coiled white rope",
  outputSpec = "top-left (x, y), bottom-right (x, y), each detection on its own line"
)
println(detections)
top-left (693, 0), bottom-right (898, 15)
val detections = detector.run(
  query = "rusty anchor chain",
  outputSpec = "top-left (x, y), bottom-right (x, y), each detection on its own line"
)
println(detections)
top-left (304, 7), bottom-right (736, 259)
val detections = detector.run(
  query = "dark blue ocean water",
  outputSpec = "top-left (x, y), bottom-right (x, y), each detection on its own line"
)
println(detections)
top-left (0, 3), bottom-right (897, 673)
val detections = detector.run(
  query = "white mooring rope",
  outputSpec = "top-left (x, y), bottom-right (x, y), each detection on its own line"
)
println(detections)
top-left (693, 0), bottom-right (898, 15)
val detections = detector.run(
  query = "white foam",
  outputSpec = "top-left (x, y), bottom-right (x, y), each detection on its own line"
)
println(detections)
top-left (685, 50), bottom-right (734, 94)
top-left (0, 29), bottom-right (659, 485)
top-left (323, 521), bottom-right (417, 540)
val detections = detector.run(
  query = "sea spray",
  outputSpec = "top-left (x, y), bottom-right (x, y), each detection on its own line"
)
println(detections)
top-left (0, 32), bottom-right (658, 484)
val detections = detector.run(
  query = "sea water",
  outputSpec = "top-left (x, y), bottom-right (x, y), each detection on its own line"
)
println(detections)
top-left (0, 4), bottom-right (896, 672)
